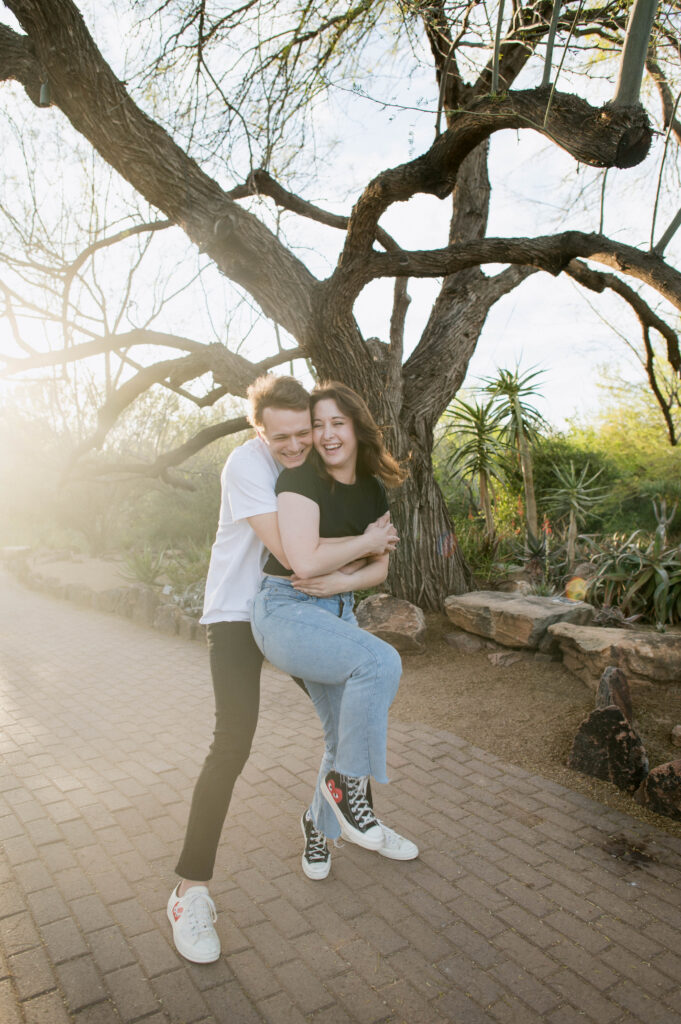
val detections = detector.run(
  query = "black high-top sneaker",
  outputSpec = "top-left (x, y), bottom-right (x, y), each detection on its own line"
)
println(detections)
top-left (300, 810), bottom-right (331, 880)
top-left (322, 771), bottom-right (384, 850)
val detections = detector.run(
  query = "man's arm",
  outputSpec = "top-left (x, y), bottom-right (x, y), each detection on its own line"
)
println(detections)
top-left (290, 554), bottom-right (389, 597)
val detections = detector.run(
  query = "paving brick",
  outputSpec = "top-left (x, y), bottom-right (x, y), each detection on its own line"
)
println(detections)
top-left (152, 968), bottom-right (209, 1022)
top-left (489, 960), bottom-right (561, 1016)
top-left (272, 958), bottom-right (333, 1015)
top-left (104, 963), bottom-right (160, 1021)
top-left (437, 953), bottom-right (503, 1006)
top-left (432, 984), bottom-right (496, 1024)
top-left (546, 967), bottom-right (621, 1022)
top-left (56, 955), bottom-right (107, 1013)
top-left (487, 992), bottom-right (548, 1024)
top-left (258, 990), bottom-right (309, 1024)
top-left (324, 970), bottom-right (390, 1024)
top-left (40, 917), bottom-right (89, 964)
top-left (230, 948), bottom-right (282, 1003)
top-left (0, 911), bottom-right (41, 956)
top-left (0, 978), bottom-right (23, 1024)
top-left (203, 981), bottom-right (264, 1023)
top-left (88, 925), bottom-right (137, 973)
top-left (542, 910), bottom-right (610, 954)
top-left (8, 946), bottom-right (56, 1001)
top-left (492, 929), bottom-right (557, 979)
top-left (22, 988), bottom-right (71, 1024)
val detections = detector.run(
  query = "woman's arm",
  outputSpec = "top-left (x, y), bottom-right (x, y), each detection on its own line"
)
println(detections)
top-left (290, 554), bottom-right (389, 597)
top-left (276, 492), bottom-right (397, 579)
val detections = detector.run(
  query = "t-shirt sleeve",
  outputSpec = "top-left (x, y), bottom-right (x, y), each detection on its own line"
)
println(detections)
top-left (224, 449), bottom-right (278, 521)
top-left (275, 465), bottom-right (321, 505)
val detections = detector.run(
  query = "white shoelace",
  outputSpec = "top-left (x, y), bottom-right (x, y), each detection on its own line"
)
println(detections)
top-left (305, 816), bottom-right (329, 862)
top-left (183, 891), bottom-right (217, 938)
top-left (346, 775), bottom-right (379, 830)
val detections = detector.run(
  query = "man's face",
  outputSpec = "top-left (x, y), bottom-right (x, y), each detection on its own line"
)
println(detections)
top-left (258, 406), bottom-right (313, 469)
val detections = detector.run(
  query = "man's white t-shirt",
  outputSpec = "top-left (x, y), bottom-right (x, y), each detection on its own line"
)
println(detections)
top-left (201, 437), bottom-right (280, 624)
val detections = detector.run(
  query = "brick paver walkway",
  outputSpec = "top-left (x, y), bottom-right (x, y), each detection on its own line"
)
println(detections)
top-left (1, 571), bottom-right (680, 1024)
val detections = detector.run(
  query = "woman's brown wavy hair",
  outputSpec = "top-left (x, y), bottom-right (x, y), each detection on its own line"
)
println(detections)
top-left (310, 381), bottom-right (407, 489)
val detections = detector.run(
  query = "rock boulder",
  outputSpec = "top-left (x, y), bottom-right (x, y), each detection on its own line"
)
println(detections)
top-left (567, 706), bottom-right (649, 792)
top-left (444, 591), bottom-right (594, 649)
top-left (634, 760), bottom-right (681, 821)
top-left (547, 623), bottom-right (681, 691)
top-left (596, 666), bottom-right (633, 722)
top-left (355, 594), bottom-right (426, 652)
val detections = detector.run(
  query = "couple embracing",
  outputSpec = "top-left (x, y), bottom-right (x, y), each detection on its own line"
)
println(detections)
top-left (167, 374), bottom-right (418, 963)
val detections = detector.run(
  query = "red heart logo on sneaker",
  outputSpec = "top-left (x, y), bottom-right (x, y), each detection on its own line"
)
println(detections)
top-left (327, 780), bottom-right (343, 803)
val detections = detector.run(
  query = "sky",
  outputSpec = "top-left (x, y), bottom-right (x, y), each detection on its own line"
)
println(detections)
top-left (1, 2), bottom-right (679, 435)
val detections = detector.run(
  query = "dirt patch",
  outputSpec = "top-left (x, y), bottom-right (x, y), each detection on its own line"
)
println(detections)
top-left (31, 553), bottom-right (128, 592)
top-left (394, 614), bottom-right (681, 839)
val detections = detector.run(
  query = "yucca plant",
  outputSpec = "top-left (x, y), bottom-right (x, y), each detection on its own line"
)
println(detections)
top-left (586, 528), bottom-right (681, 628)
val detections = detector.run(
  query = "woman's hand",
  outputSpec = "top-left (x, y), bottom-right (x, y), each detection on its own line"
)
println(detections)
top-left (363, 512), bottom-right (399, 555)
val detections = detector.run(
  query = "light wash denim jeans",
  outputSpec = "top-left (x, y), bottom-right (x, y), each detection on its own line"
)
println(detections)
top-left (251, 576), bottom-right (402, 839)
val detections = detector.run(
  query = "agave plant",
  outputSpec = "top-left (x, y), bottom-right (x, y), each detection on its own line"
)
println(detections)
top-left (119, 544), bottom-right (167, 587)
top-left (586, 528), bottom-right (681, 628)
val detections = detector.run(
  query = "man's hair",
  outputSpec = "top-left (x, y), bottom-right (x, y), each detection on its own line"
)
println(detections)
top-left (246, 375), bottom-right (309, 428)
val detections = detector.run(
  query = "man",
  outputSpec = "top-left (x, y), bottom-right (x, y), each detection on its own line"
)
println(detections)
top-left (167, 375), bottom-right (416, 965)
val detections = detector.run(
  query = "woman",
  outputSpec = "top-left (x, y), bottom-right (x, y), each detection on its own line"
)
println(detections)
top-left (251, 381), bottom-right (412, 879)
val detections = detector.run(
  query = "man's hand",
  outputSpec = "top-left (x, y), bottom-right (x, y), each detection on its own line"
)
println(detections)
top-left (363, 512), bottom-right (399, 554)
top-left (290, 571), bottom-right (351, 597)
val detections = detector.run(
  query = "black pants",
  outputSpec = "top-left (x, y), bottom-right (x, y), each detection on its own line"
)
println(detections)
top-left (174, 620), bottom-right (372, 882)
top-left (174, 622), bottom-right (263, 882)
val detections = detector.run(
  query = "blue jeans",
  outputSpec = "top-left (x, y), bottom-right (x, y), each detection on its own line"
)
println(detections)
top-left (251, 576), bottom-right (402, 839)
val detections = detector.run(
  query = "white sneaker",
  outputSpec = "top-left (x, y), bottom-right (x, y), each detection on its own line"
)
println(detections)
top-left (301, 810), bottom-right (331, 880)
top-left (377, 822), bottom-right (419, 860)
top-left (167, 883), bottom-right (220, 963)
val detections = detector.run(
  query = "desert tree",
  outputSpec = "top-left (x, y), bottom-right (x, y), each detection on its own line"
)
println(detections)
top-left (1, 0), bottom-right (681, 607)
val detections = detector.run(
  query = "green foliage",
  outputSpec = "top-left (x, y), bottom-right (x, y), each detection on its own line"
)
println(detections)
top-left (481, 366), bottom-right (548, 448)
top-left (586, 529), bottom-right (681, 628)
top-left (164, 539), bottom-right (213, 592)
top-left (119, 544), bottom-right (167, 587)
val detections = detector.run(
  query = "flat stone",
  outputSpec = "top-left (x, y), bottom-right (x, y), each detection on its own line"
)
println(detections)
top-left (355, 594), bottom-right (426, 652)
top-left (672, 725), bottom-right (681, 747)
top-left (548, 623), bottom-right (681, 691)
top-left (596, 666), bottom-right (633, 722)
top-left (444, 631), bottom-right (485, 654)
top-left (153, 603), bottom-right (180, 636)
top-left (444, 591), bottom-right (594, 649)
top-left (128, 586), bottom-right (160, 628)
top-left (487, 651), bottom-right (524, 667)
top-left (568, 706), bottom-right (649, 793)
top-left (634, 760), bottom-right (681, 821)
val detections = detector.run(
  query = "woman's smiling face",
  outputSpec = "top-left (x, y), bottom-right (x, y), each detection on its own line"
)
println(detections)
top-left (312, 398), bottom-right (358, 478)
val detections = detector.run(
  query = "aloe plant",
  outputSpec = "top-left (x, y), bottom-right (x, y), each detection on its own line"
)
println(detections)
top-left (545, 461), bottom-right (605, 569)
top-left (586, 529), bottom-right (681, 628)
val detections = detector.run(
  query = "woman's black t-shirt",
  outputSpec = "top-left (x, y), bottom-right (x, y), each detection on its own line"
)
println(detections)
top-left (263, 459), bottom-right (389, 577)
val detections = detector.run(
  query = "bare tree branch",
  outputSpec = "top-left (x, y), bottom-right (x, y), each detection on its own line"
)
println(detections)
top-left (361, 232), bottom-right (681, 327)
top-left (340, 89), bottom-right (651, 262)
top-left (76, 415), bottom-right (251, 487)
